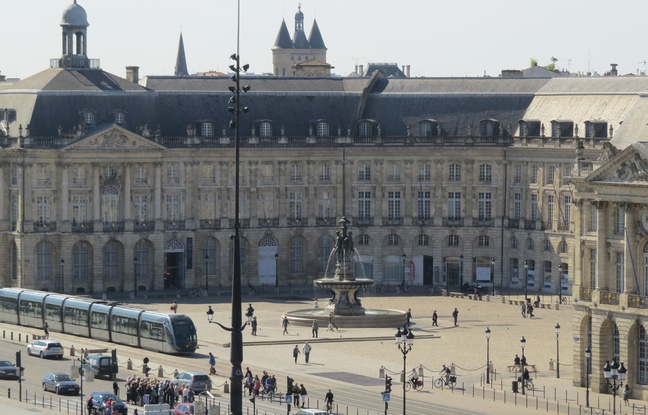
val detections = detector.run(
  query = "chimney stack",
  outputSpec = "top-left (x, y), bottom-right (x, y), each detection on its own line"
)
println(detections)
top-left (126, 66), bottom-right (140, 83)
top-left (610, 63), bottom-right (618, 76)
top-left (406, 65), bottom-right (411, 78)
top-left (359, 65), bottom-right (364, 76)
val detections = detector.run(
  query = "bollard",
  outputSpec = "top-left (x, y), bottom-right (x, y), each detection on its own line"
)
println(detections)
top-left (126, 358), bottom-right (133, 370)
top-left (378, 366), bottom-right (384, 378)
top-left (18, 333), bottom-right (21, 342)
top-left (450, 363), bottom-right (456, 375)
top-left (70, 345), bottom-right (75, 357)
top-left (11, 332), bottom-right (13, 340)
top-left (26, 335), bottom-right (28, 344)
top-left (223, 381), bottom-right (229, 394)
top-left (7, 388), bottom-right (10, 399)
top-left (418, 364), bottom-right (424, 378)
top-left (158, 366), bottom-right (164, 378)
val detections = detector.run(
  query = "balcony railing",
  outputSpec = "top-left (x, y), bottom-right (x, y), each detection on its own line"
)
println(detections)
top-left (316, 217), bottom-right (337, 227)
top-left (103, 221), bottom-right (124, 232)
top-left (258, 218), bottom-right (279, 227)
top-left (199, 220), bottom-right (220, 230)
top-left (228, 219), bottom-right (250, 228)
top-left (33, 222), bottom-right (56, 233)
top-left (474, 218), bottom-right (493, 227)
top-left (628, 294), bottom-right (648, 309)
top-left (72, 221), bottom-right (94, 233)
top-left (579, 286), bottom-right (592, 301)
top-left (524, 220), bottom-right (537, 230)
top-left (353, 217), bottom-right (373, 226)
top-left (134, 221), bottom-right (156, 232)
top-left (442, 217), bottom-right (462, 227)
top-left (383, 218), bottom-right (403, 226)
top-left (557, 222), bottom-right (570, 231)
top-left (164, 221), bottom-right (185, 231)
top-left (416, 218), bottom-right (433, 226)
top-left (287, 218), bottom-right (305, 227)
top-left (599, 290), bottom-right (620, 305)
top-left (506, 219), bottom-right (520, 229)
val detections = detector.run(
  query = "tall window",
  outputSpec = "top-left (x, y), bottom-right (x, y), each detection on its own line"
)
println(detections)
top-left (616, 252), bottom-right (624, 294)
top-left (514, 165), bottom-right (522, 184)
top-left (317, 121), bottom-right (329, 137)
top-left (320, 163), bottom-right (331, 182)
top-left (165, 194), bottom-right (180, 221)
top-left (479, 164), bottom-right (492, 182)
top-left (418, 191), bottom-right (431, 220)
top-left (448, 235), bottom-right (459, 247)
top-left (166, 164), bottom-right (180, 185)
top-left (319, 235), bottom-right (333, 271)
top-left (420, 121), bottom-right (435, 137)
top-left (448, 192), bottom-right (461, 220)
top-left (290, 236), bottom-right (304, 273)
top-left (103, 240), bottom-right (120, 281)
top-left (419, 163), bottom-right (431, 181)
top-left (514, 193), bottom-right (522, 220)
top-left (202, 164), bottom-right (216, 184)
top-left (358, 191), bottom-right (371, 219)
top-left (639, 326), bottom-right (648, 384)
top-left (289, 192), bottom-right (303, 221)
top-left (318, 191), bottom-right (333, 218)
top-left (530, 194), bottom-right (539, 221)
top-left (589, 204), bottom-right (598, 231)
top-left (134, 195), bottom-right (149, 223)
top-left (547, 195), bottom-right (554, 223)
top-left (478, 235), bottom-right (489, 247)
top-left (478, 192), bottom-right (492, 221)
top-left (134, 165), bottom-right (148, 185)
top-left (614, 206), bottom-right (625, 234)
top-left (418, 234), bottom-right (429, 246)
top-left (448, 164), bottom-right (461, 181)
top-left (547, 166), bottom-right (555, 184)
top-left (72, 195), bottom-right (88, 224)
top-left (260, 122), bottom-right (272, 137)
top-left (510, 236), bottom-right (518, 249)
top-left (35, 195), bottom-right (51, 226)
top-left (387, 234), bottom-right (400, 246)
top-left (201, 122), bottom-right (214, 137)
top-left (590, 248), bottom-right (596, 289)
top-left (10, 165), bottom-right (18, 186)
top-left (204, 237), bottom-right (217, 277)
top-left (291, 163), bottom-right (303, 182)
top-left (73, 241), bottom-right (90, 280)
top-left (36, 241), bottom-right (53, 281)
top-left (530, 165), bottom-right (538, 184)
top-left (388, 191), bottom-right (401, 220)
top-left (358, 163), bottom-right (371, 181)
top-left (564, 196), bottom-right (572, 224)
top-left (72, 166), bottom-right (86, 186)
top-left (387, 162), bottom-right (401, 181)
top-left (359, 122), bottom-right (372, 137)
top-left (134, 240), bottom-right (151, 280)
top-left (201, 192), bottom-right (216, 221)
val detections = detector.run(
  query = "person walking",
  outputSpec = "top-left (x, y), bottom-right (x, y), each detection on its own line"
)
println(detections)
top-left (311, 319), bottom-right (319, 338)
top-left (251, 317), bottom-right (258, 336)
top-left (299, 383), bottom-right (308, 408)
top-left (325, 389), bottom-right (334, 412)
top-left (303, 342), bottom-right (312, 364)
top-left (452, 308), bottom-right (459, 326)
top-left (208, 352), bottom-right (216, 375)
top-left (623, 384), bottom-right (630, 405)
top-left (292, 345), bottom-right (300, 364)
top-left (406, 308), bottom-right (413, 327)
top-left (521, 302), bottom-right (526, 318)
top-left (282, 315), bottom-right (289, 335)
top-left (432, 310), bottom-right (438, 326)
top-left (328, 311), bottom-right (339, 331)
top-left (171, 300), bottom-right (178, 314)
top-left (43, 322), bottom-right (49, 339)
top-left (292, 383), bottom-right (300, 408)
top-left (113, 380), bottom-right (119, 397)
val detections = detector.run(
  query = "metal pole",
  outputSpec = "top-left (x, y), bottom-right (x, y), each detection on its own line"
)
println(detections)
top-left (486, 328), bottom-right (490, 384)
top-left (556, 327), bottom-right (560, 379)
top-left (205, 255), bottom-right (209, 292)
top-left (402, 352), bottom-right (406, 415)
top-left (558, 264), bottom-right (563, 304)
top-left (524, 261), bottom-right (528, 300)
top-left (133, 257), bottom-right (138, 296)
top-left (60, 259), bottom-right (65, 293)
top-left (585, 349), bottom-right (590, 407)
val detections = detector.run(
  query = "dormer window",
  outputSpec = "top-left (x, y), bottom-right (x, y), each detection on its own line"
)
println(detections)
top-left (480, 119), bottom-right (500, 137)
top-left (114, 111), bottom-right (126, 125)
top-left (519, 120), bottom-right (541, 137)
top-left (419, 120), bottom-right (438, 137)
top-left (260, 122), bottom-right (272, 138)
top-left (358, 121), bottom-right (374, 138)
top-left (551, 120), bottom-right (574, 138)
top-left (82, 111), bottom-right (95, 126)
top-left (201, 122), bottom-right (214, 138)
top-left (584, 121), bottom-right (608, 138)
top-left (317, 121), bottom-right (329, 137)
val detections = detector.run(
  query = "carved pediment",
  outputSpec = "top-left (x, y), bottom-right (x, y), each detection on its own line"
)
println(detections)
top-left (587, 143), bottom-right (648, 184)
top-left (63, 125), bottom-right (166, 151)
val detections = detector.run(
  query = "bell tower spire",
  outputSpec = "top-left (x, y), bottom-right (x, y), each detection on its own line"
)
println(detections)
top-left (59, 0), bottom-right (90, 69)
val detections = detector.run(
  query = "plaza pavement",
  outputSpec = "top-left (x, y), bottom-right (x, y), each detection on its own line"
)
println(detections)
top-left (0, 292), bottom-right (643, 414)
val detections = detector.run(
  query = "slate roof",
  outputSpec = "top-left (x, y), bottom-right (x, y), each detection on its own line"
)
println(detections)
top-left (308, 20), bottom-right (326, 50)
top-left (175, 33), bottom-right (189, 76)
top-left (273, 20), bottom-right (292, 49)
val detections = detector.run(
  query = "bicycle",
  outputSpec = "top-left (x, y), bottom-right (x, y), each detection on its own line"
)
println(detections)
top-left (434, 375), bottom-right (457, 388)
top-left (519, 377), bottom-right (533, 390)
top-left (189, 287), bottom-right (207, 297)
top-left (405, 378), bottom-right (424, 391)
top-left (325, 400), bottom-right (334, 413)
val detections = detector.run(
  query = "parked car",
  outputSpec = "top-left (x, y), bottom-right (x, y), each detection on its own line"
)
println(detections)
top-left (0, 360), bottom-right (20, 380)
top-left (172, 372), bottom-right (212, 393)
top-left (295, 410), bottom-right (328, 415)
top-left (27, 339), bottom-right (64, 359)
top-left (89, 392), bottom-right (128, 415)
top-left (173, 402), bottom-right (195, 415)
top-left (83, 354), bottom-right (118, 380)
top-left (42, 372), bottom-right (79, 395)
top-left (460, 283), bottom-right (489, 294)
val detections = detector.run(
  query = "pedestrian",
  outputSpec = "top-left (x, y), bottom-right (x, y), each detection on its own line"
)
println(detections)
top-left (328, 311), bottom-right (339, 331)
top-left (623, 384), bottom-right (630, 405)
top-left (282, 315), bottom-right (289, 335)
top-left (521, 302), bottom-right (526, 318)
top-left (432, 310), bottom-right (438, 327)
top-left (113, 380), bottom-right (119, 397)
top-left (293, 344), bottom-right (300, 364)
top-left (527, 303), bottom-right (534, 318)
top-left (171, 300), bottom-right (178, 314)
top-left (406, 308), bottom-right (413, 327)
top-left (299, 383), bottom-right (308, 408)
top-left (208, 352), bottom-right (216, 375)
top-left (311, 319), bottom-right (319, 338)
top-left (292, 384), bottom-right (300, 408)
top-left (514, 354), bottom-right (520, 366)
top-left (303, 342), bottom-right (312, 364)
top-left (452, 308), bottom-right (459, 326)
top-left (251, 317), bottom-right (258, 336)
top-left (43, 322), bottom-right (49, 339)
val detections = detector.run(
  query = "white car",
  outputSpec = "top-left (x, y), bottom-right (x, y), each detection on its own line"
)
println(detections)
top-left (294, 410), bottom-right (328, 415)
top-left (27, 340), bottom-right (64, 359)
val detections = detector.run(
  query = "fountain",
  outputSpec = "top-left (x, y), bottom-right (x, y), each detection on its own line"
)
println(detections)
top-left (284, 217), bottom-right (407, 328)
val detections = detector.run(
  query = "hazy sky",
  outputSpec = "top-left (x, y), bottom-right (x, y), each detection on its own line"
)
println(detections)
top-left (4, 0), bottom-right (648, 80)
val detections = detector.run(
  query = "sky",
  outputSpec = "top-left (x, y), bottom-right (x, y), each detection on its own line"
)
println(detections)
top-left (3, 0), bottom-right (648, 80)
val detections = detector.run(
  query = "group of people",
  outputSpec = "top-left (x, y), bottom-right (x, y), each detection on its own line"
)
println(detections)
top-left (293, 342), bottom-right (313, 364)
top-left (521, 298), bottom-right (536, 318)
top-left (122, 374), bottom-right (189, 409)
top-left (244, 367), bottom-right (278, 398)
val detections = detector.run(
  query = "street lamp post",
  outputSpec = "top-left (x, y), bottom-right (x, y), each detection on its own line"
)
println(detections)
top-left (133, 257), bottom-right (138, 297)
top-left (520, 336), bottom-right (527, 395)
top-left (524, 260), bottom-right (529, 300)
top-left (558, 264), bottom-right (563, 304)
top-left (395, 327), bottom-right (414, 415)
top-left (490, 257), bottom-right (495, 296)
top-left (402, 253), bottom-right (407, 289)
top-left (60, 258), bottom-right (65, 293)
top-left (274, 252), bottom-right (279, 288)
top-left (603, 359), bottom-right (627, 415)
top-left (204, 254), bottom-right (209, 293)
top-left (485, 327), bottom-right (491, 384)
top-left (585, 347), bottom-right (591, 407)
top-left (555, 323), bottom-right (560, 378)
top-left (460, 254), bottom-right (464, 288)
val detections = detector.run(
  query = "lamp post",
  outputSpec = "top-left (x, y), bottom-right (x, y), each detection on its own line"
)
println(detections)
top-left (524, 260), bottom-right (529, 300)
top-left (490, 257), bottom-right (495, 296)
top-left (460, 254), bottom-right (464, 288)
top-left (555, 323), bottom-right (560, 378)
top-left (402, 253), bottom-right (407, 288)
top-left (558, 264), bottom-right (563, 304)
top-left (60, 258), bottom-right (65, 293)
top-left (274, 252), bottom-right (279, 288)
top-left (603, 359), bottom-right (627, 415)
top-left (395, 327), bottom-right (414, 415)
top-left (585, 347), bottom-right (591, 407)
top-left (133, 257), bottom-right (138, 297)
top-left (485, 327), bottom-right (491, 384)
top-left (204, 254), bottom-right (209, 293)
top-left (520, 336), bottom-right (526, 395)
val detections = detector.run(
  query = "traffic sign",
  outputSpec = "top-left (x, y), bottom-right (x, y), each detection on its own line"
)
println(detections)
top-left (382, 393), bottom-right (390, 402)
top-left (286, 395), bottom-right (292, 404)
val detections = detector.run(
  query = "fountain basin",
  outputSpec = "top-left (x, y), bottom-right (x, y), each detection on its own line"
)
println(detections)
top-left (284, 308), bottom-right (407, 328)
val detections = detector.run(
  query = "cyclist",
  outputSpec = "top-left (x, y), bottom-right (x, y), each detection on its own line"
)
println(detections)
top-left (324, 389), bottom-right (334, 412)
top-left (409, 367), bottom-right (419, 387)
top-left (440, 364), bottom-right (451, 385)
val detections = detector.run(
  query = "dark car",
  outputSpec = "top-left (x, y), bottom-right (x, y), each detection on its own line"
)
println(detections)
top-left (0, 360), bottom-right (20, 380)
top-left (42, 372), bottom-right (80, 395)
top-left (172, 372), bottom-right (212, 393)
top-left (173, 403), bottom-right (195, 415)
top-left (461, 283), bottom-right (489, 294)
top-left (83, 355), bottom-right (118, 380)
top-left (89, 392), bottom-right (128, 415)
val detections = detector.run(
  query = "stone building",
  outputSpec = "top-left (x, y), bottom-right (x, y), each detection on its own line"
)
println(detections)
top-left (1, 1), bottom-right (648, 398)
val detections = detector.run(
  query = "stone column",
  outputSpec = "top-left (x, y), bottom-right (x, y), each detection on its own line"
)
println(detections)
top-left (92, 163), bottom-right (100, 223)
top-left (124, 165), bottom-right (131, 220)
top-left (624, 205), bottom-right (636, 294)
top-left (61, 163), bottom-right (69, 222)
top-left (595, 202), bottom-right (607, 290)
top-left (154, 162), bottom-right (162, 221)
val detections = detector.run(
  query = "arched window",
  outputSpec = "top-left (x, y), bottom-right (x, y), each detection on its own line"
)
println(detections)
top-left (317, 121), bottom-right (329, 137)
top-left (102, 185), bottom-right (120, 224)
top-left (640, 326), bottom-right (648, 384)
top-left (114, 111), bottom-right (125, 125)
top-left (478, 235), bottom-right (490, 247)
top-left (135, 239), bottom-right (152, 280)
top-left (73, 241), bottom-right (90, 280)
top-left (527, 238), bottom-right (535, 251)
top-left (290, 236), bottom-right (304, 273)
top-left (36, 241), bottom-right (53, 281)
top-left (202, 122), bottom-right (214, 137)
top-left (103, 240), bottom-right (121, 280)
top-left (260, 122), bottom-right (272, 138)
top-left (643, 244), bottom-right (648, 295)
top-left (559, 239), bottom-right (568, 253)
top-left (510, 236), bottom-right (518, 249)
top-left (418, 234), bottom-right (429, 246)
top-left (359, 122), bottom-right (372, 137)
top-left (83, 111), bottom-right (95, 125)
top-left (319, 235), bottom-right (334, 272)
